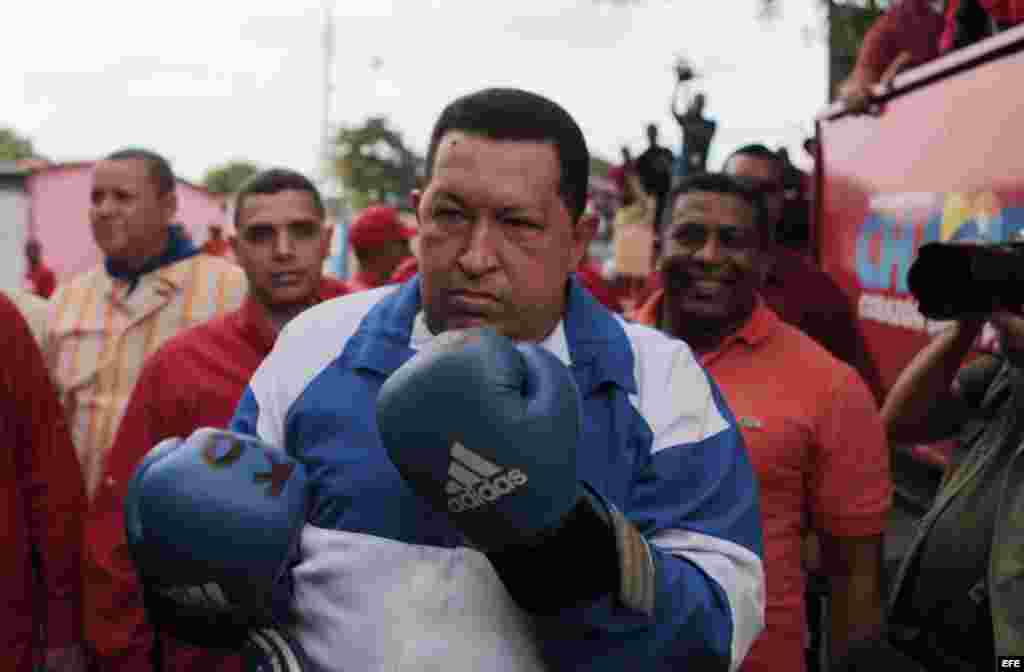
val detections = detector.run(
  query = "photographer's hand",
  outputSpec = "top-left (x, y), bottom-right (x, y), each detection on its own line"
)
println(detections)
top-left (881, 318), bottom-right (984, 445)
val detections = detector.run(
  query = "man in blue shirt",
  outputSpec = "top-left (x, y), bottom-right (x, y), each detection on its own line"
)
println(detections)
top-left (230, 87), bottom-right (765, 671)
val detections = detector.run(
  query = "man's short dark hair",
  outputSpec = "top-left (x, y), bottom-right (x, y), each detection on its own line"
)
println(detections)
top-left (424, 88), bottom-right (590, 222)
top-left (233, 169), bottom-right (325, 230)
top-left (724, 143), bottom-right (784, 175)
top-left (666, 172), bottom-right (769, 241)
top-left (104, 148), bottom-right (177, 196)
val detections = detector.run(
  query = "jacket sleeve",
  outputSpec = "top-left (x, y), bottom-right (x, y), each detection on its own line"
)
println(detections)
top-left (8, 299), bottom-right (86, 650)
top-left (83, 353), bottom-right (175, 672)
top-left (543, 347), bottom-right (765, 671)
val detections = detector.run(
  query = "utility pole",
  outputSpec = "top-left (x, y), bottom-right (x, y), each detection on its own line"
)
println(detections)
top-left (320, 1), bottom-right (349, 279)
top-left (320, 0), bottom-right (336, 188)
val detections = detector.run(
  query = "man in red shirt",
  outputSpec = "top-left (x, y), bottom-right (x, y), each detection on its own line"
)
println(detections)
top-left (344, 205), bottom-right (415, 292)
top-left (724, 144), bottom-right (883, 401)
top-left (0, 293), bottom-right (87, 672)
top-left (202, 223), bottom-right (232, 258)
top-left (24, 238), bottom-right (57, 298)
top-left (632, 173), bottom-right (891, 672)
top-left (82, 168), bottom-right (346, 671)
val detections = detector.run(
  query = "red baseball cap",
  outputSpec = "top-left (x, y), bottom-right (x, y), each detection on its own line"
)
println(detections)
top-left (348, 206), bottom-right (416, 251)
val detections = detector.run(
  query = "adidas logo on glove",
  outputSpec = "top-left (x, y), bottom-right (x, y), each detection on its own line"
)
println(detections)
top-left (445, 442), bottom-right (528, 513)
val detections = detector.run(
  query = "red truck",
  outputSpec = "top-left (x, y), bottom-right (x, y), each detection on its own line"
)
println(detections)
top-left (815, 23), bottom-right (1024, 509)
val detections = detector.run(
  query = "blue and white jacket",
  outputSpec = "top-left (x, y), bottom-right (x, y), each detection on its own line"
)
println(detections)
top-left (231, 277), bottom-right (765, 672)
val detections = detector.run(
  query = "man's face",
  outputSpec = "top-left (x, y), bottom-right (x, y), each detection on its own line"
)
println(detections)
top-left (724, 154), bottom-right (785, 234)
top-left (231, 189), bottom-right (330, 309)
top-left (90, 158), bottom-right (177, 263)
top-left (660, 190), bottom-right (762, 326)
top-left (414, 132), bottom-right (590, 342)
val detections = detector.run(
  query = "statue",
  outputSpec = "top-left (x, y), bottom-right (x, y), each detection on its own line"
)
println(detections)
top-left (670, 57), bottom-right (717, 180)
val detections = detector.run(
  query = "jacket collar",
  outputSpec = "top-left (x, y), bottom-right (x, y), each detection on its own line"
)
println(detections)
top-left (237, 276), bottom-right (351, 356)
top-left (347, 276), bottom-right (637, 396)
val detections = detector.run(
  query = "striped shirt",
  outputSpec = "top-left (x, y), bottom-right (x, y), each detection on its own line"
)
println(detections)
top-left (45, 253), bottom-right (246, 499)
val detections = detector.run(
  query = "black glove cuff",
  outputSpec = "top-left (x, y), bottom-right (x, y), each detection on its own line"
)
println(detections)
top-left (485, 492), bottom-right (621, 615)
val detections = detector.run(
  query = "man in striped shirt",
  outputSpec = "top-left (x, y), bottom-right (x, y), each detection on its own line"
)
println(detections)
top-left (44, 148), bottom-right (246, 501)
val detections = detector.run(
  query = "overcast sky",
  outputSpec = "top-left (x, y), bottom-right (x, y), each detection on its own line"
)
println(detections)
top-left (6, 0), bottom-right (827, 186)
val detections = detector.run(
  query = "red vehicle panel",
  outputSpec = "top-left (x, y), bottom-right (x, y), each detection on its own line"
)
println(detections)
top-left (816, 25), bottom-right (1024, 472)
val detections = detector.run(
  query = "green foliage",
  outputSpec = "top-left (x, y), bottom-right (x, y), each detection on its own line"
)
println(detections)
top-left (590, 156), bottom-right (614, 179)
top-left (202, 160), bottom-right (261, 194)
top-left (331, 116), bottom-right (423, 211)
top-left (0, 127), bottom-right (35, 162)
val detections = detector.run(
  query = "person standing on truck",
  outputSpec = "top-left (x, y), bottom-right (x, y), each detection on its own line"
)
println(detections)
top-left (83, 168), bottom-right (345, 672)
top-left (631, 172), bottom-right (891, 672)
top-left (43, 147), bottom-right (247, 502)
top-left (861, 309), bottom-right (1024, 670)
top-left (723, 143), bottom-right (884, 400)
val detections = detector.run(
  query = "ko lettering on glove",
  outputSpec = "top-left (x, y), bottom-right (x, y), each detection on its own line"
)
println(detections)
top-left (376, 326), bottom-right (657, 616)
top-left (123, 427), bottom-right (311, 662)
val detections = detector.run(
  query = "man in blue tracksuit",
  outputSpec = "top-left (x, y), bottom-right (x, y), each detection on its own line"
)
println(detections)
top-left (230, 87), bottom-right (765, 671)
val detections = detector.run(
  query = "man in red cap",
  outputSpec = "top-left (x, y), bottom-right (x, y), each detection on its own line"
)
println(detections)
top-left (345, 204), bottom-right (416, 292)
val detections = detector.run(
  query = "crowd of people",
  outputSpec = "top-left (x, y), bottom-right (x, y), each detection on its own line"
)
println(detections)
top-left (2, 71), bottom-right (1019, 672)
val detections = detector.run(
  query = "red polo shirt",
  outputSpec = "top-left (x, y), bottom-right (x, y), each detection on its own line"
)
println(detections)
top-left (632, 291), bottom-right (891, 672)
top-left (83, 278), bottom-right (346, 672)
top-left (0, 295), bottom-right (85, 672)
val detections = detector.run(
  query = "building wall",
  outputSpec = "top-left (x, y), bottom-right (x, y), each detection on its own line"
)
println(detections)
top-left (0, 187), bottom-right (29, 290)
top-left (26, 163), bottom-right (228, 282)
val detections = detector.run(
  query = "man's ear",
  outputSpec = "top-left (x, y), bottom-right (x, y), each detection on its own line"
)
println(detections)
top-left (411, 190), bottom-right (423, 226)
top-left (320, 224), bottom-right (334, 259)
top-left (571, 214), bottom-right (598, 268)
top-left (161, 189), bottom-right (179, 224)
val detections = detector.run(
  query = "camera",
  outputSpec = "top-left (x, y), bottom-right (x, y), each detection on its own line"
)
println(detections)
top-left (907, 241), bottom-right (1024, 319)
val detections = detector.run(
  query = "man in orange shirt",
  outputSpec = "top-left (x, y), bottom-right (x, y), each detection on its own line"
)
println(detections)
top-left (632, 173), bottom-right (891, 672)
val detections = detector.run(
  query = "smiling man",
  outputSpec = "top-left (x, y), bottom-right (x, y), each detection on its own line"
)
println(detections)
top-left (82, 169), bottom-right (345, 671)
top-left (632, 172), bottom-right (891, 672)
top-left (127, 88), bottom-right (765, 672)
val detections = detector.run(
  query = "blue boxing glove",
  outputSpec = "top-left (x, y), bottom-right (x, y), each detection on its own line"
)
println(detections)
top-left (124, 427), bottom-right (311, 669)
top-left (377, 327), bottom-right (656, 616)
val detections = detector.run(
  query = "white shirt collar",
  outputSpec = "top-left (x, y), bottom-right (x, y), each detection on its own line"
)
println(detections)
top-left (410, 312), bottom-right (572, 367)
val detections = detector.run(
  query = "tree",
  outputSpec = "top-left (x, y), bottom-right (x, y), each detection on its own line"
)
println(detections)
top-left (758, 1), bottom-right (889, 100)
top-left (0, 127), bottom-right (35, 162)
top-left (202, 160), bottom-right (261, 194)
top-left (331, 116), bottom-right (424, 211)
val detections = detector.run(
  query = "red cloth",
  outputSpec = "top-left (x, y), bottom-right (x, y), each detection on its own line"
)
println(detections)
top-left (83, 280), bottom-right (345, 672)
top-left (940, 0), bottom-right (1024, 52)
top-left (632, 294), bottom-right (891, 672)
top-left (390, 256), bottom-right (420, 284)
top-left (0, 294), bottom-right (85, 671)
top-left (575, 261), bottom-right (620, 312)
top-left (607, 163), bottom-right (629, 195)
top-left (349, 206), bottom-right (415, 251)
top-left (25, 263), bottom-right (56, 299)
top-left (853, 0), bottom-right (945, 81)
top-left (202, 238), bottom-right (231, 257)
top-left (343, 269), bottom-right (389, 293)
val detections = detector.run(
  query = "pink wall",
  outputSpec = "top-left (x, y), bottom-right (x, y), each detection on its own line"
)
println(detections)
top-left (27, 163), bottom-right (228, 281)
